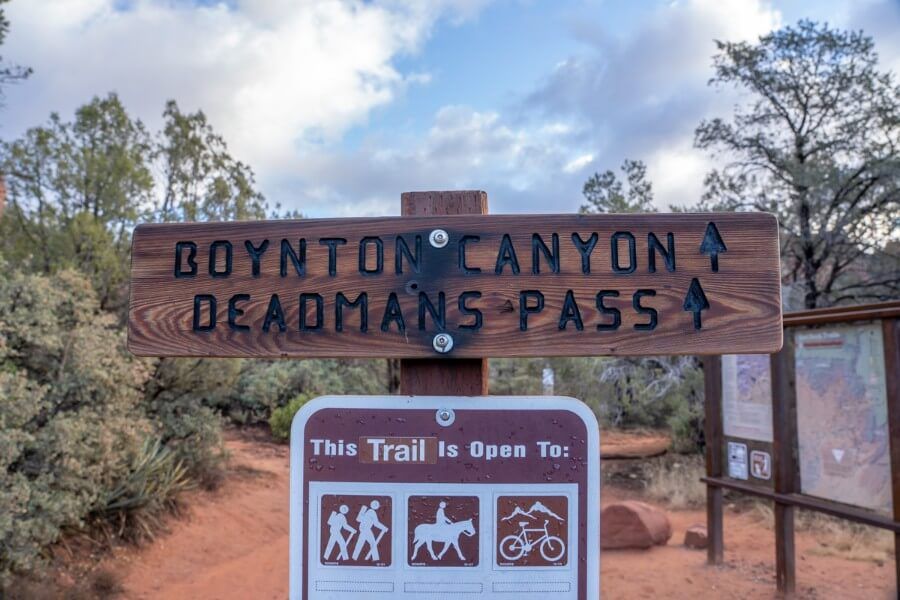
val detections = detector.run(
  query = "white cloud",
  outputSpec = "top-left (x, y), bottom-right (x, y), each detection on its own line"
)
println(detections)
top-left (2, 0), bottom-right (489, 174)
top-left (276, 103), bottom-right (593, 215)
top-left (256, 0), bottom-right (786, 215)
top-left (647, 141), bottom-right (710, 209)
top-left (562, 153), bottom-right (594, 174)
top-left (528, 0), bottom-right (782, 209)
top-left (7, 0), bottom-right (896, 218)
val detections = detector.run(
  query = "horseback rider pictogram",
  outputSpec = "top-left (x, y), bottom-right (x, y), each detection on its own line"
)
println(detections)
top-left (408, 496), bottom-right (479, 566)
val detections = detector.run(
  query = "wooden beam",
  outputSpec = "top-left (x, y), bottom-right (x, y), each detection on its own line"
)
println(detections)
top-left (782, 301), bottom-right (900, 327)
top-left (703, 477), bottom-right (900, 533)
top-left (400, 191), bottom-right (488, 395)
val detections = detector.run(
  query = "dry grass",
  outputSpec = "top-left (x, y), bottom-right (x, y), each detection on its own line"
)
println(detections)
top-left (2, 568), bottom-right (123, 600)
top-left (748, 502), bottom-right (894, 565)
top-left (800, 511), bottom-right (894, 565)
top-left (642, 455), bottom-right (707, 509)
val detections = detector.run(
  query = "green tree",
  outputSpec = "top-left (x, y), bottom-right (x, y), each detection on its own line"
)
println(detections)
top-left (696, 20), bottom-right (900, 308)
top-left (0, 95), bottom-right (277, 312)
top-left (0, 0), bottom-right (31, 102)
top-left (580, 159), bottom-right (655, 214)
top-left (0, 94), bottom-right (153, 310)
top-left (578, 160), bottom-right (703, 450)
top-left (157, 100), bottom-right (269, 222)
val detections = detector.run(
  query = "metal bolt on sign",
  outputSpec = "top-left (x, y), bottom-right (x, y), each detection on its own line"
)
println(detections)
top-left (429, 228), bottom-right (449, 248)
top-left (432, 333), bottom-right (454, 353)
top-left (435, 408), bottom-right (455, 426)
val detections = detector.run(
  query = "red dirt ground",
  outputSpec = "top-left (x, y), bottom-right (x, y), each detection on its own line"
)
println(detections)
top-left (99, 430), bottom-right (896, 599)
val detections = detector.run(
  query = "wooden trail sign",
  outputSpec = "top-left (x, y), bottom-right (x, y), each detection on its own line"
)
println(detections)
top-left (128, 212), bottom-right (783, 358)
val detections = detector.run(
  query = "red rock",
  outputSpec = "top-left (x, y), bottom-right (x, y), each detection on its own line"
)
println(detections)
top-left (600, 501), bottom-right (672, 549)
top-left (683, 524), bottom-right (708, 549)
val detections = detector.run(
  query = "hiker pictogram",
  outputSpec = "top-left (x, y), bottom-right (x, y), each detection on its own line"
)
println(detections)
top-left (408, 496), bottom-right (479, 567)
top-left (352, 500), bottom-right (389, 561)
top-left (324, 504), bottom-right (355, 561)
top-left (496, 496), bottom-right (568, 567)
top-left (320, 494), bottom-right (392, 567)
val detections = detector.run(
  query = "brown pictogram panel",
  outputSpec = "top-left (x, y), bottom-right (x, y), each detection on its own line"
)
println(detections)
top-left (320, 494), bottom-right (392, 567)
top-left (407, 496), bottom-right (479, 567)
top-left (496, 495), bottom-right (568, 567)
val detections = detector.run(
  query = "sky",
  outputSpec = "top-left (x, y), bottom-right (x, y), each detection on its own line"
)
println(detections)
top-left (3, 0), bottom-right (900, 217)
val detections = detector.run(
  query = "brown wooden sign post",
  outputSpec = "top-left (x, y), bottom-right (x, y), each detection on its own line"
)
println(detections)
top-left (399, 191), bottom-right (488, 395)
top-left (127, 190), bottom-right (785, 600)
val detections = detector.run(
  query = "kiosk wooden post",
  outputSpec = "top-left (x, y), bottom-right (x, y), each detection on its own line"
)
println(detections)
top-left (883, 316), bottom-right (900, 592)
top-left (702, 355), bottom-right (724, 565)
top-left (770, 335), bottom-right (797, 595)
top-left (399, 191), bottom-right (489, 396)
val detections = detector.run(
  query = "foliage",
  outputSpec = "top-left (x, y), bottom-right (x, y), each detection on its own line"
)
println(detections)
top-left (220, 359), bottom-right (390, 425)
top-left (90, 438), bottom-right (193, 544)
top-left (0, 266), bottom-right (151, 579)
top-left (142, 358), bottom-right (236, 487)
top-left (489, 357), bottom-right (704, 452)
top-left (696, 20), bottom-right (900, 308)
top-left (0, 266), bottom-right (227, 579)
top-left (1, 94), bottom-right (153, 311)
top-left (580, 159), bottom-right (656, 214)
top-left (156, 100), bottom-right (269, 222)
top-left (0, 0), bottom-right (30, 101)
top-left (594, 356), bottom-right (703, 437)
top-left (269, 394), bottom-right (313, 442)
top-left (0, 94), bottom-right (278, 314)
top-left (489, 358), bottom-right (544, 395)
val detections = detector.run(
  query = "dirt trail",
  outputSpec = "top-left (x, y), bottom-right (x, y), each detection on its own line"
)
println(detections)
top-left (103, 430), bottom-right (895, 599)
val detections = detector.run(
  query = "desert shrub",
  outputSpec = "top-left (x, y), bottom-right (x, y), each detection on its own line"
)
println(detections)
top-left (223, 359), bottom-right (389, 426)
top-left (665, 366), bottom-right (705, 453)
top-left (490, 356), bottom-right (705, 453)
top-left (90, 438), bottom-right (193, 543)
top-left (269, 394), bottom-right (312, 442)
top-left (0, 268), bottom-right (152, 579)
top-left (143, 358), bottom-right (234, 487)
top-left (489, 358), bottom-right (545, 394)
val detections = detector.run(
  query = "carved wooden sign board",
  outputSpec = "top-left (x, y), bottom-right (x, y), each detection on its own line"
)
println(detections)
top-left (289, 395), bottom-right (600, 600)
top-left (128, 213), bottom-right (783, 358)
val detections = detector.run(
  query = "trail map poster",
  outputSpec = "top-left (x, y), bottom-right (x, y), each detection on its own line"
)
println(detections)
top-left (795, 324), bottom-right (892, 514)
top-left (722, 354), bottom-right (773, 443)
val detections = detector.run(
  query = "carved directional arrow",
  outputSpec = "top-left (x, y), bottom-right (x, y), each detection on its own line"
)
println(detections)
top-left (699, 222), bottom-right (727, 272)
top-left (683, 278), bottom-right (710, 330)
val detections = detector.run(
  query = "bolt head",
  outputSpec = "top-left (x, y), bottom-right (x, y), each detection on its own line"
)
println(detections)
top-left (435, 408), bottom-right (455, 426)
top-left (432, 333), bottom-right (454, 353)
top-left (429, 229), bottom-right (449, 248)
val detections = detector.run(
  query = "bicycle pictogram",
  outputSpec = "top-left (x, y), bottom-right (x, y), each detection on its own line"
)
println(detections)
top-left (499, 519), bottom-right (565, 562)
top-left (496, 496), bottom-right (568, 567)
